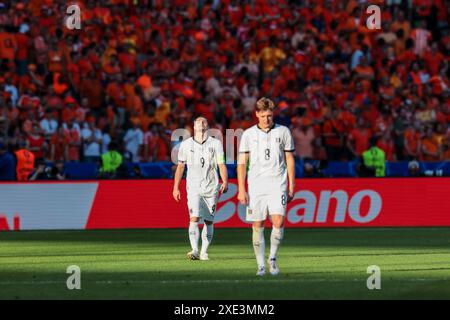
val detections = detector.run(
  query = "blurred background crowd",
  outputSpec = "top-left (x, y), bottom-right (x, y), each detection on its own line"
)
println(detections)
top-left (0, 0), bottom-right (449, 176)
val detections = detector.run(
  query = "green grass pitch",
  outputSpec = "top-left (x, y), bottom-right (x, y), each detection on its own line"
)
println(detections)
top-left (1, 228), bottom-right (450, 299)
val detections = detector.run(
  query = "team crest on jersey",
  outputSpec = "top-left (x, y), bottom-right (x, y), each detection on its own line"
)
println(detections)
top-left (276, 138), bottom-right (281, 143)
top-left (209, 147), bottom-right (214, 153)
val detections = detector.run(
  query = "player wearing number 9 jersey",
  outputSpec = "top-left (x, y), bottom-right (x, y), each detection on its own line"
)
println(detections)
top-left (237, 97), bottom-right (296, 276)
top-left (173, 117), bottom-right (228, 261)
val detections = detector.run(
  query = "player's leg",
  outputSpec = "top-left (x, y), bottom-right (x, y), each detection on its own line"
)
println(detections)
top-left (267, 191), bottom-right (287, 275)
top-left (199, 196), bottom-right (216, 260)
top-left (247, 193), bottom-right (269, 275)
top-left (252, 220), bottom-right (266, 276)
top-left (268, 214), bottom-right (284, 275)
top-left (188, 216), bottom-right (200, 260)
top-left (200, 219), bottom-right (213, 260)
top-left (187, 195), bottom-right (201, 260)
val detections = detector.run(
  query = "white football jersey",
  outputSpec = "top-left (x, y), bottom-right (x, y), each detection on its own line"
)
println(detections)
top-left (239, 124), bottom-right (294, 194)
top-left (178, 136), bottom-right (225, 197)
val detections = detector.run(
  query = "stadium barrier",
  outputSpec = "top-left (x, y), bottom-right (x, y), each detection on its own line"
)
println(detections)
top-left (46, 161), bottom-right (450, 179)
top-left (1, 178), bottom-right (450, 231)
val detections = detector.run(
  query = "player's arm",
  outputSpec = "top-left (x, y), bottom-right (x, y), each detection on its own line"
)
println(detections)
top-left (173, 142), bottom-right (186, 202)
top-left (218, 163), bottom-right (228, 194)
top-left (237, 152), bottom-right (249, 205)
top-left (237, 132), bottom-right (250, 205)
top-left (173, 162), bottom-right (185, 202)
top-left (285, 151), bottom-right (295, 202)
top-left (284, 128), bottom-right (296, 202)
top-left (216, 141), bottom-right (228, 193)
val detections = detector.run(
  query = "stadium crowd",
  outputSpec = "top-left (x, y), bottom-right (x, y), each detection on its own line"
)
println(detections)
top-left (0, 0), bottom-right (450, 179)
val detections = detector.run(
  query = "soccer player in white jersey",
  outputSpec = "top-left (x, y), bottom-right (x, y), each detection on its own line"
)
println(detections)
top-left (237, 97), bottom-right (296, 276)
top-left (173, 117), bottom-right (228, 261)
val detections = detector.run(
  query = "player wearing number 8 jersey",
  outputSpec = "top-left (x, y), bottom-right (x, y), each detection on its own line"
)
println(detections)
top-left (237, 98), bottom-right (296, 276)
top-left (173, 117), bottom-right (228, 261)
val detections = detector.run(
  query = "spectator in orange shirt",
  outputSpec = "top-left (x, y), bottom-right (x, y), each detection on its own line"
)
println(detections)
top-left (259, 36), bottom-right (286, 74)
top-left (50, 127), bottom-right (68, 162)
top-left (80, 71), bottom-right (104, 112)
top-left (0, 26), bottom-right (17, 63)
top-left (26, 123), bottom-right (48, 160)
top-left (347, 118), bottom-right (371, 159)
top-left (323, 109), bottom-right (344, 160)
top-left (377, 132), bottom-right (396, 161)
top-left (404, 122), bottom-right (423, 160)
top-left (63, 119), bottom-right (81, 162)
top-left (421, 126), bottom-right (441, 161)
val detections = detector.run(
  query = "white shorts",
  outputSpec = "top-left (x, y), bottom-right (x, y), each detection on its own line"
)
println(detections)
top-left (187, 193), bottom-right (218, 222)
top-left (246, 190), bottom-right (287, 222)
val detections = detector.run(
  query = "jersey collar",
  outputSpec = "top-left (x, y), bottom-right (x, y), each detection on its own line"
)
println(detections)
top-left (193, 136), bottom-right (209, 145)
top-left (256, 123), bottom-right (276, 133)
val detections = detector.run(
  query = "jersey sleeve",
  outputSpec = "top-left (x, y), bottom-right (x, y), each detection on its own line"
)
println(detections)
top-left (238, 130), bottom-right (250, 153)
top-left (216, 139), bottom-right (225, 165)
top-left (283, 128), bottom-right (295, 152)
top-left (177, 142), bottom-right (187, 163)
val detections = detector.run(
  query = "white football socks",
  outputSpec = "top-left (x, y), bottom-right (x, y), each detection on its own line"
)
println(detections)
top-left (200, 223), bottom-right (214, 255)
top-left (252, 226), bottom-right (265, 268)
top-left (269, 227), bottom-right (284, 260)
top-left (188, 221), bottom-right (200, 253)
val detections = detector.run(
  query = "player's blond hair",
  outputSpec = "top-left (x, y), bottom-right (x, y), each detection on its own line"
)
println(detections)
top-left (255, 97), bottom-right (275, 112)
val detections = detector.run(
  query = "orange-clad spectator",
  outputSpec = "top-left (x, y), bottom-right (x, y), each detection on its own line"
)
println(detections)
top-left (421, 127), bottom-right (441, 161)
top-left (354, 57), bottom-right (374, 91)
top-left (143, 123), bottom-right (158, 162)
top-left (143, 123), bottom-right (169, 162)
top-left (63, 119), bottom-right (81, 162)
top-left (379, 76), bottom-right (395, 101)
top-left (26, 123), bottom-right (47, 160)
top-left (49, 127), bottom-right (68, 162)
top-left (102, 54), bottom-right (121, 76)
top-left (15, 26), bottom-right (30, 76)
top-left (340, 104), bottom-right (357, 134)
top-left (347, 118), bottom-right (371, 158)
top-left (423, 43), bottom-right (445, 76)
top-left (404, 125), bottom-right (422, 159)
top-left (259, 36), bottom-right (286, 73)
top-left (322, 109), bottom-right (344, 160)
top-left (66, 52), bottom-right (81, 90)
top-left (377, 132), bottom-right (396, 161)
top-left (80, 71), bottom-right (104, 110)
top-left (117, 46), bottom-right (137, 74)
top-left (0, 26), bottom-right (17, 60)
top-left (391, 11), bottom-right (411, 40)
top-left (154, 98), bottom-right (171, 127)
top-left (106, 77), bottom-right (124, 108)
top-left (47, 45), bottom-right (64, 73)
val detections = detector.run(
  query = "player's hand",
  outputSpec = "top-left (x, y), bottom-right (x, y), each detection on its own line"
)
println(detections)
top-left (173, 189), bottom-right (181, 202)
top-left (220, 182), bottom-right (228, 194)
top-left (287, 188), bottom-right (295, 203)
top-left (238, 190), bottom-right (249, 205)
